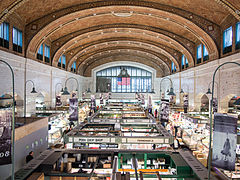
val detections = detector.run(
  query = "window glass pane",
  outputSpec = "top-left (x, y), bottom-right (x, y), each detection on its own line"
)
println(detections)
top-left (197, 45), bottom-right (202, 59)
top-left (18, 30), bottom-right (22, 46)
top-left (126, 67), bottom-right (131, 76)
top-left (237, 22), bottom-right (240, 43)
top-left (148, 78), bottom-right (152, 92)
top-left (102, 70), bottom-right (106, 76)
top-left (116, 67), bottom-right (121, 76)
top-left (132, 68), bottom-right (137, 76)
top-left (181, 55), bottom-right (185, 69)
top-left (96, 66), bottom-right (152, 92)
top-left (107, 68), bottom-right (111, 76)
top-left (137, 68), bottom-right (141, 76)
top-left (13, 27), bottom-right (17, 44)
top-left (62, 55), bottom-right (66, 65)
top-left (96, 71), bottom-right (101, 76)
top-left (223, 26), bottom-right (232, 48)
top-left (0, 23), bottom-right (3, 38)
top-left (112, 67), bottom-right (117, 76)
top-left (182, 55), bottom-right (184, 65)
top-left (142, 70), bottom-right (147, 76)
top-left (5, 23), bottom-right (9, 41)
top-left (58, 56), bottom-right (61, 63)
top-left (74, 61), bottom-right (76, 69)
top-left (38, 44), bottom-right (43, 55)
top-left (44, 45), bottom-right (50, 57)
top-left (203, 45), bottom-right (208, 56)
top-left (185, 58), bottom-right (189, 68)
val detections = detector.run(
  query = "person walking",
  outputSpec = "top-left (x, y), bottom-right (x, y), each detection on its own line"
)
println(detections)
top-left (26, 151), bottom-right (34, 163)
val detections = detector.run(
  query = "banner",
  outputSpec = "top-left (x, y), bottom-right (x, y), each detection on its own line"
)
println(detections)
top-left (56, 95), bottom-right (62, 107)
top-left (100, 93), bottom-right (103, 104)
top-left (183, 94), bottom-right (188, 113)
top-left (69, 98), bottom-right (78, 121)
top-left (148, 95), bottom-right (152, 109)
top-left (91, 95), bottom-right (96, 110)
top-left (212, 98), bottom-right (218, 113)
top-left (212, 113), bottom-right (238, 171)
top-left (159, 99), bottom-right (169, 124)
top-left (0, 109), bottom-right (12, 165)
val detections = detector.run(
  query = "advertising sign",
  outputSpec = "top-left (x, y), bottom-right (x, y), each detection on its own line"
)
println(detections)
top-left (100, 93), bottom-right (103, 104)
top-left (0, 109), bottom-right (12, 165)
top-left (55, 95), bottom-right (62, 107)
top-left (69, 98), bottom-right (78, 121)
top-left (91, 95), bottom-right (96, 109)
top-left (159, 99), bottom-right (169, 126)
top-left (212, 113), bottom-right (238, 171)
top-left (183, 94), bottom-right (189, 113)
top-left (212, 98), bottom-right (218, 113)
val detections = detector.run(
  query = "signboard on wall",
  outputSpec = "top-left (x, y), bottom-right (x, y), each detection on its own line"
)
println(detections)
top-left (69, 98), bottom-right (78, 121)
top-left (0, 109), bottom-right (12, 165)
top-left (212, 113), bottom-right (237, 171)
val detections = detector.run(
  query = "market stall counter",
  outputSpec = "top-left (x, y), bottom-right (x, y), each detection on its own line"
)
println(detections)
top-left (64, 122), bottom-right (173, 149)
top-left (9, 149), bottom-right (218, 180)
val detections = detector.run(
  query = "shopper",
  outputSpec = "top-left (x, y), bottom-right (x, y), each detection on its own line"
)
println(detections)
top-left (26, 151), bottom-right (34, 163)
top-left (172, 137), bottom-right (180, 150)
top-left (154, 109), bottom-right (158, 118)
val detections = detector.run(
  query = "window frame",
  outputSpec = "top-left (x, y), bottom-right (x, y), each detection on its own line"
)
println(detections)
top-left (0, 22), bottom-right (9, 49)
top-left (12, 26), bottom-right (22, 53)
top-left (96, 66), bottom-right (152, 93)
top-left (236, 22), bottom-right (240, 50)
top-left (223, 26), bottom-right (233, 54)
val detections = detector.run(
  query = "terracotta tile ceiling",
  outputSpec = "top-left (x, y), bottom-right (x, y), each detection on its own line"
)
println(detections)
top-left (1, 0), bottom-right (239, 77)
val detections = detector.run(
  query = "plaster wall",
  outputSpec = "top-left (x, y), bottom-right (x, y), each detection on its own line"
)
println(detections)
top-left (0, 50), bottom-right (240, 113)
top-left (0, 50), bottom-right (87, 116)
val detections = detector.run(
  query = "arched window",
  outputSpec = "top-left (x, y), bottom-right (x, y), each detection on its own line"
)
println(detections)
top-left (71, 61), bottom-right (76, 73)
top-left (58, 55), bottom-right (66, 69)
top-left (0, 22), bottom-right (9, 49)
top-left (171, 62), bottom-right (176, 73)
top-left (96, 66), bottom-right (152, 93)
top-left (223, 26), bottom-right (232, 54)
top-left (236, 22), bottom-right (240, 50)
top-left (181, 55), bottom-right (189, 69)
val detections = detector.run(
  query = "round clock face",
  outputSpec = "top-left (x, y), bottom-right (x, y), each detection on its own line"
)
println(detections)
top-left (122, 70), bottom-right (126, 75)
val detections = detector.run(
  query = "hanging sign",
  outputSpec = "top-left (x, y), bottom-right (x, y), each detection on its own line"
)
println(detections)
top-left (212, 98), bottom-right (218, 113)
top-left (56, 95), bottom-right (62, 107)
top-left (100, 93), bottom-right (103, 104)
top-left (0, 109), bottom-right (12, 165)
top-left (159, 99), bottom-right (169, 124)
top-left (69, 98), bottom-right (78, 121)
top-left (183, 94), bottom-right (189, 113)
top-left (91, 95), bottom-right (96, 109)
top-left (212, 113), bottom-right (237, 171)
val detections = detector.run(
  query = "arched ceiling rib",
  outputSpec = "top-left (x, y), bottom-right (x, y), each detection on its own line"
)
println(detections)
top-left (1, 0), bottom-right (238, 77)
top-left (67, 41), bottom-right (177, 71)
top-left (74, 46), bottom-right (173, 76)
top-left (26, 6), bottom-right (218, 61)
top-left (79, 52), bottom-right (170, 77)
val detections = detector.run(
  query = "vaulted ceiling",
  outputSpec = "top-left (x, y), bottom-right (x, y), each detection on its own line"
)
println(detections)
top-left (1, 0), bottom-right (240, 77)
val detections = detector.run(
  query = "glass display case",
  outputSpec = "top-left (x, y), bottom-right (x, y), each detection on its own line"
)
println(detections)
top-left (48, 113), bottom-right (69, 146)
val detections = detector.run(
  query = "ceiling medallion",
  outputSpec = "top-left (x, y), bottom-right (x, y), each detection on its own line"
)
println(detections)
top-left (112, 11), bottom-right (133, 17)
